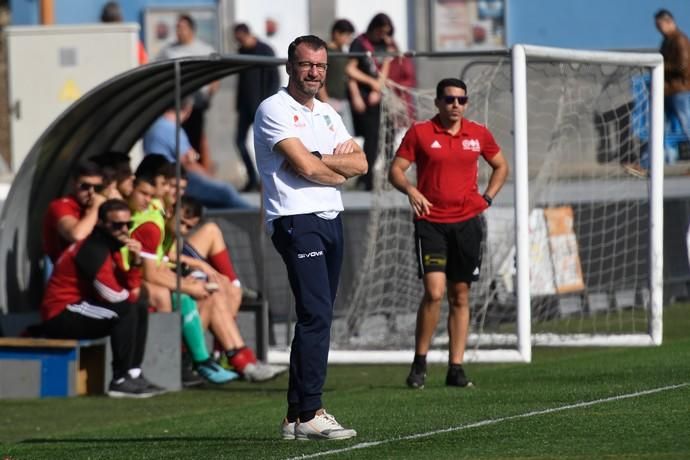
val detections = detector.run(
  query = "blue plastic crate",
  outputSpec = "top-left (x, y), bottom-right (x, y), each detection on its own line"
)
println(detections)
top-left (0, 338), bottom-right (106, 398)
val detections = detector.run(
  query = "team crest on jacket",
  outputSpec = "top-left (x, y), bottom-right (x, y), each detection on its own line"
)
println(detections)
top-left (293, 114), bottom-right (306, 128)
top-left (323, 114), bottom-right (335, 131)
top-left (462, 139), bottom-right (481, 152)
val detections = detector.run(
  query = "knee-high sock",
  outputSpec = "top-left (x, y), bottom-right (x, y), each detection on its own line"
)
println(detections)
top-left (208, 248), bottom-right (238, 282)
top-left (173, 293), bottom-right (209, 363)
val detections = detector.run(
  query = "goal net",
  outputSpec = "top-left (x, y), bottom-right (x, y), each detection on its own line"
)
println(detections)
top-left (330, 45), bottom-right (664, 363)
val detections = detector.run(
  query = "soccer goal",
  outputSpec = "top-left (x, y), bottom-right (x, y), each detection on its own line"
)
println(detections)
top-left (327, 45), bottom-right (664, 363)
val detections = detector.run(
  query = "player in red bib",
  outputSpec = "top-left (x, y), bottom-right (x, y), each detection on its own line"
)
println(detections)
top-left (389, 78), bottom-right (509, 389)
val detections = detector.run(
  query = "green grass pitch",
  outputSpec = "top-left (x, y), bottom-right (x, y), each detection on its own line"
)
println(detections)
top-left (1, 303), bottom-right (689, 459)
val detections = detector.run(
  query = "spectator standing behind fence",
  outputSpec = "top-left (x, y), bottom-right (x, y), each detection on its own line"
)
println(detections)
top-left (389, 78), bottom-right (509, 390)
top-left (656, 11), bottom-right (690, 157)
top-left (43, 161), bottom-right (106, 264)
top-left (385, 33), bottom-right (417, 122)
top-left (628, 9), bottom-right (690, 177)
top-left (100, 1), bottom-right (148, 65)
top-left (318, 19), bottom-right (356, 135)
top-left (345, 13), bottom-right (394, 191)
top-left (35, 199), bottom-right (165, 398)
top-left (157, 14), bottom-right (219, 171)
top-left (142, 98), bottom-right (252, 209)
top-left (233, 23), bottom-right (280, 192)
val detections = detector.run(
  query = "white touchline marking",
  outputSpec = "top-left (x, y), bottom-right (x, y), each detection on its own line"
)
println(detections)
top-left (285, 382), bottom-right (689, 460)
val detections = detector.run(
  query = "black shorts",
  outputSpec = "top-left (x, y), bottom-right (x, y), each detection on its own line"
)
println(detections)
top-left (414, 216), bottom-right (484, 283)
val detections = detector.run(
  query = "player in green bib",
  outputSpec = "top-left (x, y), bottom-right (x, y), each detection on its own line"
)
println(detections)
top-left (125, 173), bottom-right (237, 384)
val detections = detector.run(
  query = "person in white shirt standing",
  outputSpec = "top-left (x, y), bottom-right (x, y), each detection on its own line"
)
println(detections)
top-left (254, 35), bottom-right (367, 441)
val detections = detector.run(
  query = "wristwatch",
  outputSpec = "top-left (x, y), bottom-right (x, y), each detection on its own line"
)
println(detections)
top-left (483, 194), bottom-right (493, 206)
top-left (310, 151), bottom-right (322, 160)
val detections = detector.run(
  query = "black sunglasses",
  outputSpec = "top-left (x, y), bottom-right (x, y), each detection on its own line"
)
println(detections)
top-left (443, 95), bottom-right (469, 105)
top-left (78, 182), bottom-right (105, 192)
top-left (108, 220), bottom-right (133, 230)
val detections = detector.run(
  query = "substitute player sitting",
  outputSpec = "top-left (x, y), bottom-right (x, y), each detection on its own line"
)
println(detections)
top-left (125, 173), bottom-right (238, 384)
top-left (164, 196), bottom-right (286, 382)
top-left (43, 161), bottom-right (106, 264)
top-left (389, 78), bottom-right (509, 389)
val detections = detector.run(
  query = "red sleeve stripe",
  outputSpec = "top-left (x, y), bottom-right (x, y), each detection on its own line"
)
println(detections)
top-left (93, 279), bottom-right (130, 303)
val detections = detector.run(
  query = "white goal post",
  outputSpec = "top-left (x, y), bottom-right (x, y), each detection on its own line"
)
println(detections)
top-left (268, 44), bottom-right (665, 365)
top-left (512, 45), bottom-right (665, 362)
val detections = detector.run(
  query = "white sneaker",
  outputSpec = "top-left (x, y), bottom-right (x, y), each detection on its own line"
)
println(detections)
top-left (295, 409), bottom-right (357, 441)
top-left (243, 362), bottom-right (288, 382)
top-left (280, 418), bottom-right (296, 440)
top-left (268, 364), bottom-right (289, 378)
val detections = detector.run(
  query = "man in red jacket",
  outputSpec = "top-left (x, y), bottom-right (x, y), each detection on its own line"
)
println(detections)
top-left (38, 199), bottom-right (165, 398)
top-left (389, 78), bottom-right (509, 389)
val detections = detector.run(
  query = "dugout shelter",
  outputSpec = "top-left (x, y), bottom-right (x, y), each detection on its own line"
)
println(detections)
top-left (0, 55), bottom-right (283, 314)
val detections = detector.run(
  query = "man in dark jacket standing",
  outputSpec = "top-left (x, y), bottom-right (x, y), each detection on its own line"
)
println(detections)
top-left (656, 9), bottom-right (690, 147)
top-left (234, 23), bottom-right (280, 192)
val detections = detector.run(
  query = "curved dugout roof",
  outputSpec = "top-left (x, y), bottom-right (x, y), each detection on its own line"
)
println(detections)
top-left (0, 55), bottom-right (284, 314)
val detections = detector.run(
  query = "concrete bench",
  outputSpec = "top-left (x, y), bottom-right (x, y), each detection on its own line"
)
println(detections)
top-left (238, 294), bottom-right (269, 362)
top-left (0, 337), bottom-right (107, 398)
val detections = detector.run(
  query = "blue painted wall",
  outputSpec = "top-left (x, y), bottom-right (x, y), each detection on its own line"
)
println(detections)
top-left (9, 0), bottom-right (38, 24)
top-left (507, 0), bottom-right (690, 49)
top-left (9, 0), bottom-right (216, 26)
